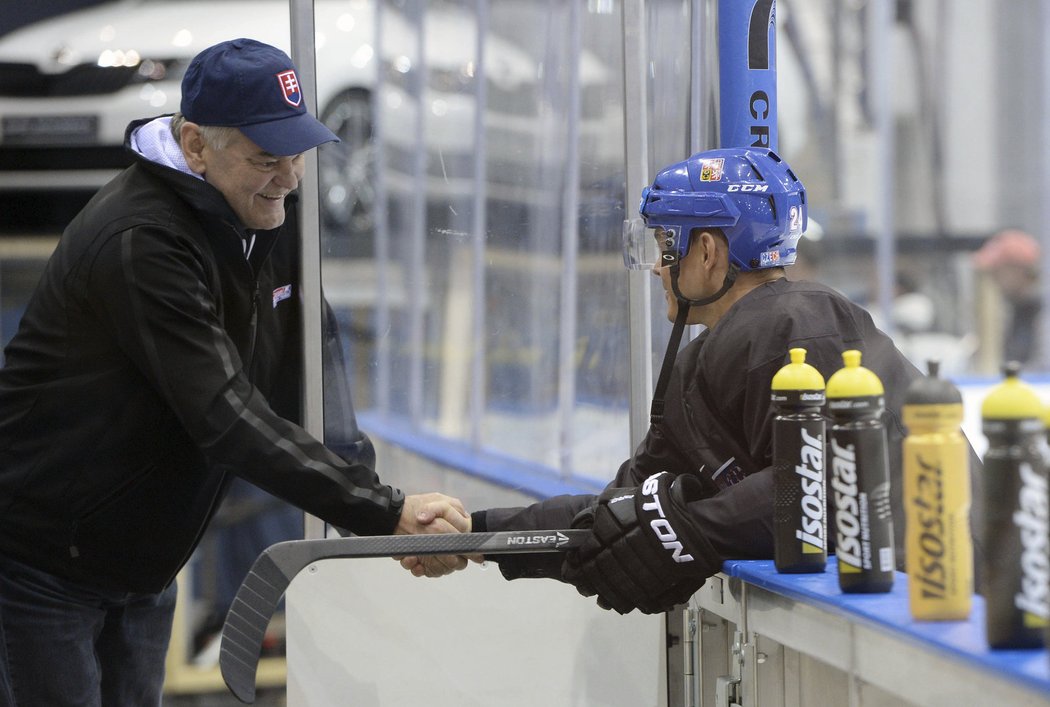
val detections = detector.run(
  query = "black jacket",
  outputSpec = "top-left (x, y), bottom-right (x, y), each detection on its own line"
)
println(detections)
top-left (0, 119), bottom-right (402, 593)
top-left (477, 278), bottom-right (984, 582)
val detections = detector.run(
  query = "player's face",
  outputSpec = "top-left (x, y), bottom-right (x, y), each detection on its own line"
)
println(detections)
top-left (198, 131), bottom-right (305, 231)
top-left (652, 229), bottom-right (722, 325)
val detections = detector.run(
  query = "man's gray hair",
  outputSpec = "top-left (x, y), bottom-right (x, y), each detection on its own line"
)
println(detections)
top-left (169, 113), bottom-right (240, 150)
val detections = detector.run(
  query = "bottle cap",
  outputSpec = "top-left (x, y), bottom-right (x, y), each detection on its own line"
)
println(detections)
top-left (903, 360), bottom-right (963, 427)
top-left (904, 360), bottom-right (963, 406)
top-left (771, 347), bottom-right (826, 392)
top-left (826, 349), bottom-right (884, 399)
top-left (981, 362), bottom-right (1044, 420)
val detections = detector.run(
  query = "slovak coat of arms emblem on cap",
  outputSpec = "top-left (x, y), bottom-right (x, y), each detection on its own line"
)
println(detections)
top-left (276, 70), bottom-right (302, 107)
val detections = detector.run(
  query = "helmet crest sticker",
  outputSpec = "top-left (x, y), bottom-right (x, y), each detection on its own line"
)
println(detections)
top-left (698, 158), bottom-right (725, 181)
top-left (276, 70), bottom-right (302, 107)
top-left (760, 251), bottom-right (781, 267)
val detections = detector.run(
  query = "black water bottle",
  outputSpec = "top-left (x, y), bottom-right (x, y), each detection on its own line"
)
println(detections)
top-left (771, 347), bottom-right (828, 573)
top-left (826, 349), bottom-right (895, 593)
top-left (981, 362), bottom-right (1048, 649)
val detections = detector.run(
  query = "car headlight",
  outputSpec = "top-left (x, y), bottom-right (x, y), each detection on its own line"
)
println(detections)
top-left (381, 58), bottom-right (478, 96)
top-left (96, 51), bottom-right (186, 83)
top-left (131, 58), bottom-right (186, 83)
top-left (0, 54), bottom-right (187, 99)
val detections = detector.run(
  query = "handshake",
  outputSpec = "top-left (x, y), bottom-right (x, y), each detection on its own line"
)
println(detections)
top-left (394, 492), bottom-right (480, 578)
top-left (395, 472), bottom-right (719, 615)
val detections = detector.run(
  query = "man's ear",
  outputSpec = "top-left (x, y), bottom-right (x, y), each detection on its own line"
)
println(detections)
top-left (696, 230), bottom-right (723, 270)
top-left (180, 122), bottom-right (207, 175)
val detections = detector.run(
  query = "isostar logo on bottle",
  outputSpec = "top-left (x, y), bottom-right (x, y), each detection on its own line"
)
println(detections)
top-left (912, 455), bottom-right (947, 599)
top-left (1013, 462), bottom-right (1050, 627)
top-left (794, 427), bottom-right (825, 554)
top-left (830, 437), bottom-right (863, 572)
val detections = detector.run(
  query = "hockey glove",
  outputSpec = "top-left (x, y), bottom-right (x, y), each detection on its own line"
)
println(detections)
top-left (562, 471), bottom-right (719, 615)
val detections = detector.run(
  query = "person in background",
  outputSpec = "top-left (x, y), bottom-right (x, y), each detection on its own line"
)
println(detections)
top-left (0, 38), bottom-right (468, 706)
top-left (402, 147), bottom-right (982, 617)
top-left (972, 228), bottom-right (1042, 367)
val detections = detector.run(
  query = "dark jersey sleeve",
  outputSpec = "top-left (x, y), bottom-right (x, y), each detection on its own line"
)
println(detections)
top-left (613, 425), bottom-right (695, 487)
top-left (681, 468), bottom-right (775, 558)
top-left (473, 494), bottom-right (597, 580)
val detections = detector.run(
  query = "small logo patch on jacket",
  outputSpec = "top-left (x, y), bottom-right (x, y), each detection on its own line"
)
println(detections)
top-left (273, 284), bottom-right (293, 308)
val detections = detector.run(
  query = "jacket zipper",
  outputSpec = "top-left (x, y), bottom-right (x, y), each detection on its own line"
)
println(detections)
top-left (247, 285), bottom-right (260, 371)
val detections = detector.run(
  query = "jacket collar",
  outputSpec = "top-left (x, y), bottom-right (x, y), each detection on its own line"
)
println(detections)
top-left (123, 116), bottom-right (300, 243)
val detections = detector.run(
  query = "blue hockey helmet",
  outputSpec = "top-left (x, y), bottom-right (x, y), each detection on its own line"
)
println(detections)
top-left (623, 147), bottom-right (807, 272)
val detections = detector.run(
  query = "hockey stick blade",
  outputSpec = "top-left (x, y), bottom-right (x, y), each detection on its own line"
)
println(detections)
top-left (220, 529), bottom-right (587, 703)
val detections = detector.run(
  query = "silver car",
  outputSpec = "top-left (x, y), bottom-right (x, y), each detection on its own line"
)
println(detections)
top-left (0, 0), bottom-right (621, 241)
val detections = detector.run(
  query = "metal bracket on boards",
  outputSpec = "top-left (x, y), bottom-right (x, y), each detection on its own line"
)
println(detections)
top-left (715, 674), bottom-right (742, 707)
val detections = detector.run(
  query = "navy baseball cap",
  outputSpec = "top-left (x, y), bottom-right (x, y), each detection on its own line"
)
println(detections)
top-left (180, 38), bottom-right (339, 156)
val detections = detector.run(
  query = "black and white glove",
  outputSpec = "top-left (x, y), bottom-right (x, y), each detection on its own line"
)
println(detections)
top-left (562, 471), bottom-right (719, 615)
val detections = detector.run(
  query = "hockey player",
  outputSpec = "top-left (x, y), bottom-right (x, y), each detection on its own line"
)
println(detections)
top-left (404, 146), bottom-right (979, 615)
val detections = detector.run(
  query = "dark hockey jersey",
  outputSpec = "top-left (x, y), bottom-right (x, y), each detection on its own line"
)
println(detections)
top-left (474, 277), bottom-right (983, 584)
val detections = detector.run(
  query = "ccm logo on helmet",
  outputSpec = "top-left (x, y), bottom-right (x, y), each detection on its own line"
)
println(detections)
top-left (727, 184), bottom-right (770, 193)
top-left (641, 472), bottom-right (695, 563)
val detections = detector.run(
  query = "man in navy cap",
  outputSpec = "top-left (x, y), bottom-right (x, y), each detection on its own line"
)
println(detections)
top-left (0, 38), bottom-right (468, 706)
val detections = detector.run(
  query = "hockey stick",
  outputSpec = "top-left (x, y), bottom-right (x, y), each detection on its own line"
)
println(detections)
top-left (219, 529), bottom-right (587, 703)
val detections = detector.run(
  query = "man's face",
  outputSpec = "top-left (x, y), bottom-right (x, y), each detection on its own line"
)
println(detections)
top-left (652, 228), bottom-right (718, 325)
top-left (195, 130), bottom-right (306, 231)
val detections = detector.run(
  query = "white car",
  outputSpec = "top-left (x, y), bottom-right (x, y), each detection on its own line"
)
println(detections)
top-left (0, 0), bottom-right (621, 240)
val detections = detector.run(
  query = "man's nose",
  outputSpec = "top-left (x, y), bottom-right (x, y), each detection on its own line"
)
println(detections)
top-left (274, 159), bottom-right (301, 188)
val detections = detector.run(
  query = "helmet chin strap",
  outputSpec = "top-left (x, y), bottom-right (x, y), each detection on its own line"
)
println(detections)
top-left (649, 263), bottom-right (739, 427)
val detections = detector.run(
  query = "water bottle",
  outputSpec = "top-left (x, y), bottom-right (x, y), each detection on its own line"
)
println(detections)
top-left (771, 347), bottom-right (828, 573)
top-left (902, 360), bottom-right (973, 620)
top-left (826, 349), bottom-right (895, 593)
top-left (981, 362), bottom-right (1048, 649)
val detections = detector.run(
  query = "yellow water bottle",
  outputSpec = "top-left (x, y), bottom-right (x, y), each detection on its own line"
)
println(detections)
top-left (902, 360), bottom-right (972, 620)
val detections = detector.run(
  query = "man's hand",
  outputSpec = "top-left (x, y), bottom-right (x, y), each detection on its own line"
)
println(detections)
top-left (396, 493), bottom-right (470, 535)
top-left (562, 471), bottom-right (719, 614)
top-left (395, 493), bottom-right (478, 578)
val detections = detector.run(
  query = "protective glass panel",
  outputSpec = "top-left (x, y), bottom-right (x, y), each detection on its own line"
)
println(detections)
top-left (319, 0), bottom-right (634, 490)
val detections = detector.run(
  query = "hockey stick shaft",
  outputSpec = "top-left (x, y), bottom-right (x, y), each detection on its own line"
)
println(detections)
top-left (220, 529), bottom-right (587, 703)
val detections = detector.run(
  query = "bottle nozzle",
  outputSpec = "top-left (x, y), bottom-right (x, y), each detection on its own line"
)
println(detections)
top-left (842, 350), bottom-right (862, 368)
top-left (926, 360), bottom-right (941, 378)
top-left (771, 347), bottom-right (826, 393)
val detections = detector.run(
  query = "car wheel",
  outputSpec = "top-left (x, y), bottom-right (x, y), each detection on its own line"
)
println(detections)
top-left (318, 89), bottom-right (375, 252)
